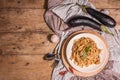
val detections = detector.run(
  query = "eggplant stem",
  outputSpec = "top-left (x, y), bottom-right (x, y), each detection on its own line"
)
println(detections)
top-left (76, 3), bottom-right (87, 12)
top-left (101, 25), bottom-right (114, 36)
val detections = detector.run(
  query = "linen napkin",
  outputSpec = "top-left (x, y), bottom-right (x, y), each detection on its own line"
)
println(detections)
top-left (44, 0), bottom-right (120, 79)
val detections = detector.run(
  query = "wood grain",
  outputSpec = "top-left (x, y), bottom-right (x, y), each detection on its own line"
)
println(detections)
top-left (90, 0), bottom-right (120, 8)
top-left (0, 55), bottom-right (53, 80)
top-left (0, 32), bottom-right (57, 55)
top-left (0, 0), bottom-right (120, 9)
top-left (0, 9), bottom-right (120, 32)
top-left (0, 0), bottom-right (47, 9)
top-left (0, 9), bottom-right (52, 32)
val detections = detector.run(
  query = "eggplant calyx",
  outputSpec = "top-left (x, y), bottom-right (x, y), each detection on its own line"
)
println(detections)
top-left (101, 25), bottom-right (114, 36)
top-left (76, 3), bottom-right (88, 12)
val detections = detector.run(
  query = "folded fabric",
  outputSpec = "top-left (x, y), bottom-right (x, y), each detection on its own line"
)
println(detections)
top-left (44, 0), bottom-right (120, 79)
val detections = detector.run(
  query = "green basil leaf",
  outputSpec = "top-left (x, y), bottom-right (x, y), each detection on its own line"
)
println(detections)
top-left (82, 45), bottom-right (91, 60)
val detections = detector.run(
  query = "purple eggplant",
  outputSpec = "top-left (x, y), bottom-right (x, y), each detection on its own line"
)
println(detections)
top-left (66, 16), bottom-right (113, 35)
top-left (76, 3), bottom-right (116, 27)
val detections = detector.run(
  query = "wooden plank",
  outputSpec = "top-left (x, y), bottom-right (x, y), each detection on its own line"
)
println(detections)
top-left (0, 32), bottom-right (57, 55)
top-left (0, 55), bottom-right (53, 80)
top-left (0, 9), bottom-right (52, 32)
top-left (0, 8), bottom-right (120, 32)
top-left (0, 0), bottom-right (46, 9)
top-left (0, 0), bottom-right (120, 9)
top-left (90, 0), bottom-right (120, 8)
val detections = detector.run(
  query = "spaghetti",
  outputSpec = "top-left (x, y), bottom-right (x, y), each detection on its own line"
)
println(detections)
top-left (70, 37), bottom-right (101, 67)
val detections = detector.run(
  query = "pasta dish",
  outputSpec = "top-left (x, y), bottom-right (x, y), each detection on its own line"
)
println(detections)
top-left (70, 37), bottom-right (101, 67)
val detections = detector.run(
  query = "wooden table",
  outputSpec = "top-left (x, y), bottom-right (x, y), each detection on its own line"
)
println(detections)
top-left (0, 0), bottom-right (120, 80)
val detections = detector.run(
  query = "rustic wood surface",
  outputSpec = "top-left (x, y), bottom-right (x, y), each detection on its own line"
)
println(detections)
top-left (0, 55), bottom-right (53, 80)
top-left (0, 0), bottom-right (120, 80)
top-left (0, 0), bottom-right (120, 9)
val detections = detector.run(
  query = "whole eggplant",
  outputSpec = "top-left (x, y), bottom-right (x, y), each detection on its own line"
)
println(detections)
top-left (76, 3), bottom-right (116, 27)
top-left (66, 16), bottom-right (113, 35)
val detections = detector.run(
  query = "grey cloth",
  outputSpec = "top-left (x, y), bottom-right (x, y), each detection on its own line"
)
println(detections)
top-left (44, 0), bottom-right (120, 80)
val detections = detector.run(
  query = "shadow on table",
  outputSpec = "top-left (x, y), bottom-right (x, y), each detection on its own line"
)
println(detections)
top-left (43, 0), bottom-right (48, 9)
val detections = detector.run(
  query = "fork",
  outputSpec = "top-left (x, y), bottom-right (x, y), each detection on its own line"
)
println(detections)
top-left (53, 32), bottom-right (69, 67)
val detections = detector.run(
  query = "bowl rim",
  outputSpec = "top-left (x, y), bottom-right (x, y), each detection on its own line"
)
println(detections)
top-left (61, 30), bottom-right (109, 77)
